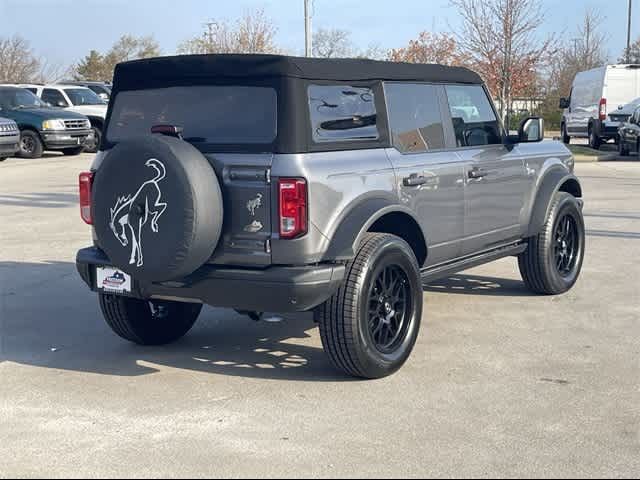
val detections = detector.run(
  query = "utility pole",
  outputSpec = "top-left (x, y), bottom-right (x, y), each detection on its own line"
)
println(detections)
top-left (626, 0), bottom-right (633, 63)
top-left (304, 0), bottom-right (313, 57)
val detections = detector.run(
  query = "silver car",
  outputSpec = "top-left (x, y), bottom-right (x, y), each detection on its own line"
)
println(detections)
top-left (0, 116), bottom-right (19, 161)
top-left (76, 55), bottom-right (585, 379)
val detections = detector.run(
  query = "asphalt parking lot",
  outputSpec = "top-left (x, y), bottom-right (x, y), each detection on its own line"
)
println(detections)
top-left (1, 152), bottom-right (639, 478)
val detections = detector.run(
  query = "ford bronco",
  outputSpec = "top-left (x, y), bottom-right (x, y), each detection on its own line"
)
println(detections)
top-left (76, 55), bottom-right (585, 379)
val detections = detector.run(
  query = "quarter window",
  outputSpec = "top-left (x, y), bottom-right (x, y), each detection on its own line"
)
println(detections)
top-left (445, 85), bottom-right (502, 147)
top-left (308, 85), bottom-right (378, 143)
top-left (385, 83), bottom-right (445, 153)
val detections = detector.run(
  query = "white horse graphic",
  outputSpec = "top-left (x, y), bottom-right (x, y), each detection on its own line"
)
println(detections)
top-left (109, 159), bottom-right (167, 267)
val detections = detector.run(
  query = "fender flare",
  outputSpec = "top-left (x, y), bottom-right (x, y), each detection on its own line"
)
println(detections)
top-left (527, 169), bottom-right (582, 237)
top-left (322, 197), bottom-right (428, 262)
top-left (86, 116), bottom-right (104, 129)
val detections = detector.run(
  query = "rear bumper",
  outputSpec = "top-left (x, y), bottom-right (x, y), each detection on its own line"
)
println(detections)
top-left (42, 129), bottom-right (93, 149)
top-left (76, 247), bottom-right (345, 313)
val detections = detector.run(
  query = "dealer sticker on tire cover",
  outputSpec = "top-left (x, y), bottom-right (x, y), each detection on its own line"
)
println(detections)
top-left (96, 267), bottom-right (132, 294)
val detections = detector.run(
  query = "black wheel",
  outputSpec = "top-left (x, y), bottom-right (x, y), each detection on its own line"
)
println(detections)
top-left (0, 157), bottom-right (6, 162)
top-left (588, 126), bottom-right (601, 150)
top-left (519, 192), bottom-right (585, 295)
top-left (315, 233), bottom-right (423, 379)
top-left (62, 147), bottom-right (85, 156)
top-left (84, 126), bottom-right (101, 153)
top-left (18, 130), bottom-right (44, 159)
top-left (98, 293), bottom-right (202, 345)
top-left (561, 123), bottom-right (570, 144)
top-left (619, 139), bottom-right (629, 156)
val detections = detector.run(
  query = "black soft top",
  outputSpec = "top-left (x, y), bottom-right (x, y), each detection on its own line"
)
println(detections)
top-left (113, 54), bottom-right (482, 88)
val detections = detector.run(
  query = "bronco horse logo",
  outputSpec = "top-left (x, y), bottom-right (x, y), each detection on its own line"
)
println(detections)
top-left (109, 159), bottom-right (167, 267)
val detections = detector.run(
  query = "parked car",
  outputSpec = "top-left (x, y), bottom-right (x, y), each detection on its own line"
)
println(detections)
top-left (22, 84), bottom-right (107, 153)
top-left (0, 86), bottom-right (93, 158)
top-left (617, 105), bottom-right (640, 157)
top-left (0, 116), bottom-right (20, 161)
top-left (59, 81), bottom-right (112, 102)
top-left (76, 54), bottom-right (584, 379)
top-left (559, 64), bottom-right (640, 149)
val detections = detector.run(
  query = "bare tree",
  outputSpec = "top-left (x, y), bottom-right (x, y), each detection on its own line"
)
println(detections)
top-left (72, 35), bottom-right (161, 82)
top-left (312, 28), bottom-right (354, 58)
top-left (388, 32), bottom-right (465, 65)
top-left (620, 36), bottom-right (640, 64)
top-left (103, 35), bottom-right (161, 75)
top-left (178, 9), bottom-right (279, 55)
top-left (450, 0), bottom-right (556, 123)
top-left (0, 36), bottom-right (40, 83)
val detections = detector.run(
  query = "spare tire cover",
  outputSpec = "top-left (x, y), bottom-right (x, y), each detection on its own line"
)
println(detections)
top-left (92, 135), bottom-right (222, 282)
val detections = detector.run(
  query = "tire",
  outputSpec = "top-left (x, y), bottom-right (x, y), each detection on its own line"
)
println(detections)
top-left (315, 233), bottom-right (423, 379)
top-left (588, 126), bottom-right (601, 150)
top-left (62, 147), bottom-right (85, 156)
top-left (84, 126), bottom-right (101, 153)
top-left (91, 135), bottom-right (223, 282)
top-left (18, 130), bottom-right (44, 159)
top-left (0, 157), bottom-right (6, 162)
top-left (99, 293), bottom-right (202, 345)
top-left (561, 123), bottom-right (570, 144)
top-left (518, 192), bottom-right (585, 295)
top-left (619, 139), bottom-right (629, 156)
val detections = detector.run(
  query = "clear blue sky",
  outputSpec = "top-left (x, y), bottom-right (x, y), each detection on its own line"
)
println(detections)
top-left (1, 0), bottom-right (637, 67)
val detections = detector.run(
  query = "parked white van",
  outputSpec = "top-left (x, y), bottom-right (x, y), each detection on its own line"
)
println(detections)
top-left (560, 64), bottom-right (640, 149)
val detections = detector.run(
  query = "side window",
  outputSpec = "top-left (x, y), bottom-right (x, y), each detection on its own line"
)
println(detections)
top-left (445, 85), bottom-right (502, 147)
top-left (42, 89), bottom-right (68, 107)
top-left (385, 83), bottom-right (445, 153)
top-left (308, 85), bottom-right (378, 143)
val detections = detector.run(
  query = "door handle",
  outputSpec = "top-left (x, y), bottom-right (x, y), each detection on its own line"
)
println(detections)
top-left (468, 168), bottom-right (487, 179)
top-left (403, 173), bottom-right (428, 187)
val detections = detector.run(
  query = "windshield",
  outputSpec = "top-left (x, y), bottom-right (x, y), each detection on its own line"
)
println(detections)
top-left (0, 88), bottom-right (48, 110)
top-left (106, 86), bottom-right (277, 146)
top-left (64, 88), bottom-right (105, 106)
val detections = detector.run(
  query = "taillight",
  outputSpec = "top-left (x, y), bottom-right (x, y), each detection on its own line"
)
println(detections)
top-left (278, 178), bottom-right (307, 239)
top-left (79, 171), bottom-right (94, 225)
top-left (599, 98), bottom-right (607, 120)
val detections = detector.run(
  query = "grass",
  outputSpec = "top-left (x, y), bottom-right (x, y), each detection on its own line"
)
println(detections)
top-left (568, 145), bottom-right (604, 157)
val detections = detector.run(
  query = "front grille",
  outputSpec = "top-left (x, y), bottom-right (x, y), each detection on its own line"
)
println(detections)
top-left (0, 122), bottom-right (18, 134)
top-left (609, 115), bottom-right (629, 123)
top-left (64, 119), bottom-right (90, 130)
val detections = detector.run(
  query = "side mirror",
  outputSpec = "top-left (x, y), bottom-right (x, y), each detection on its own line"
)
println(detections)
top-left (513, 116), bottom-right (544, 143)
top-left (559, 97), bottom-right (570, 109)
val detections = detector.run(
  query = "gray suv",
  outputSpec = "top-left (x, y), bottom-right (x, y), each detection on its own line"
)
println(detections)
top-left (76, 55), bottom-right (585, 379)
top-left (0, 116), bottom-right (19, 161)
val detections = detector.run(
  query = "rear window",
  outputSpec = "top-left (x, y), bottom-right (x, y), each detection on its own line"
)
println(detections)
top-left (308, 85), bottom-right (378, 143)
top-left (106, 86), bottom-right (277, 145)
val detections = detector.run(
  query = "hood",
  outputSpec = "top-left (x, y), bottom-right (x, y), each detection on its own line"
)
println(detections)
top-left (67, 104), bottom-right (107, 119)
top-left (1, 107), bottom-right (89, 127)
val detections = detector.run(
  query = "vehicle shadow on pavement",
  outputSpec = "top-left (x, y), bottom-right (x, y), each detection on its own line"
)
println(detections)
top-left (423, 274), bottom-right (536, 297)
top-left (0, 261), bottom-right (353, 382)
top-left (0, 192), bottom-right (78, 209)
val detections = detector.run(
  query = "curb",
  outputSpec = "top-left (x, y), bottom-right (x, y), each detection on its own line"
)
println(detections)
top-left (572, 153), bottom-right (618, 163)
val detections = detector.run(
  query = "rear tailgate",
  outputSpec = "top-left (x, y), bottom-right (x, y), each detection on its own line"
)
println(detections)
top-left (206, 153), bottom-right (273, 267)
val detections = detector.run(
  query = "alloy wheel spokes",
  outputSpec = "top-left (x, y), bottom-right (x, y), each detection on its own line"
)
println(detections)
top-left (367, 265), bottom-right (411, 353)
